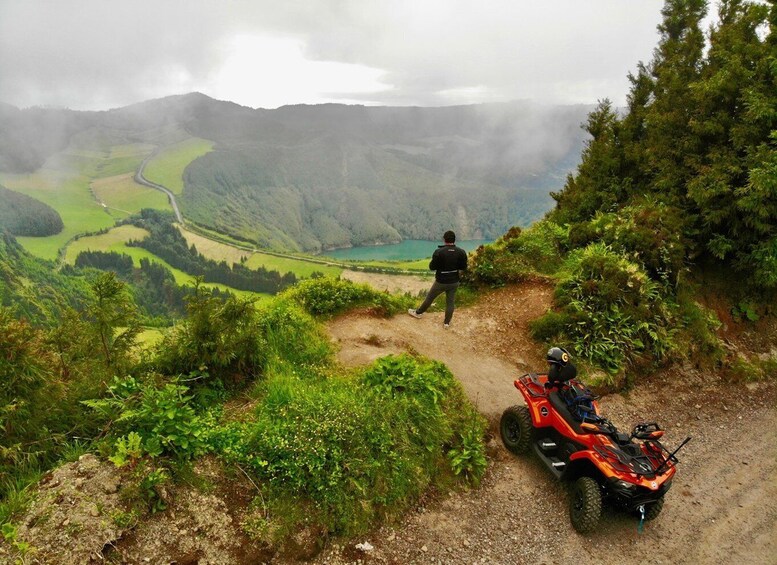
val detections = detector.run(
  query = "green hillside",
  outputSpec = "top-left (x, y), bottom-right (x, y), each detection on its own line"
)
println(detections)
top-left (0, 152), bottom-right (116, 260)
top-left (181, 141), bottom-right (549, 252)
top-left (91, 173), bottom-right (171, 219)
top-left (0, 233), bottom-right (92, 323)
top-left (0, 95), bottom-right (591, 254)
top-left (143, 137), bottom-right (214, 195)
top-left (0, 185), bottom-right (63, 236)
top-left (65, 224), bottom-right (272, 301)
top-left (0, 250), bottom-right (480, 555)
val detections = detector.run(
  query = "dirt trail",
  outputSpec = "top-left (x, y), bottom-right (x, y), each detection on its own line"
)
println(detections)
top-left (319, 281), bottom-right (777, 565)
top-left (329, 283), bottom-right (551, 419)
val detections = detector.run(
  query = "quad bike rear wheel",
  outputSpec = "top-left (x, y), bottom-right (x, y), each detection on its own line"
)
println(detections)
top-left (500, 405), bottom-right (532, 455)
top-left (570, 476), bottom-right (601, 533)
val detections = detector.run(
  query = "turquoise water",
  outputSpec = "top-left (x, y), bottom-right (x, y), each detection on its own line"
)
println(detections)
top-left (320, 239), bottom-right (492, 261)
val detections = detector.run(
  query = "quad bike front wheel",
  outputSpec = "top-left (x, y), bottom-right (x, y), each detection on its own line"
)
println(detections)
top-left (500, 405), bottom-right (532, 455)
top-left (570, 476), bottom-right (602, 534)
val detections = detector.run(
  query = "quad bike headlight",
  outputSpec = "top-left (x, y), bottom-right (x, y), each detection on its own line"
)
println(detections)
top-left (608, 478), bottom-right (637, 497)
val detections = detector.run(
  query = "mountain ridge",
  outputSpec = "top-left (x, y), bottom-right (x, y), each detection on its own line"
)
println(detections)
top-left (0, 93), bottom-right (592, 251)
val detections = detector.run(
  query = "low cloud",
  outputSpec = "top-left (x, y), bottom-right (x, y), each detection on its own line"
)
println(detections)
top-left (0, 0), bottom-right (665, 110)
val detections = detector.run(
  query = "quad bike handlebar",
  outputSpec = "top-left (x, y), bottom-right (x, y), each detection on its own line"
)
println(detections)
top-left (631, 422), bottom-right (664, 440)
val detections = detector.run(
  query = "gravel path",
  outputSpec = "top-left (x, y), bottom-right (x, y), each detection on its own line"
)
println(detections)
top-left (319, 282), bottom-right (777, 565)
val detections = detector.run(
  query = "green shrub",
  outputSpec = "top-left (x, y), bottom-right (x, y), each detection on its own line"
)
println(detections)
top-left (568, 199), bottom-right (686, 285)
top-left (745, 237), bottom-right (777, 289)
top-left (728, 355), bottom-right (763, 383)
top-left (0, 468), bottom-right (43, 526)
top-left (154, 286), bottom-right (267, 387)
top-left (536, 243), bottom-right (675, 374)
top-left (528, 310), bottom-right (569, 343)
top-left (467, 220), bottom-right (567, 285)
top-left (760, 357), bottom-right (777, 381)
top-left (0, 274), bottom-right (143, 502)
top-left (446, 407), bottom-right (488, 485)
top-left (0, 309), bottom-right (58, 469)
top-left (503, 221), bottom-right (569, 273)
top-left (211, 354), bottom-right (485, 536)
top-left (255, 299), bottom-right (333, 379)
top-left (83, 375), bottom-right (215, 461)
top-left (467, 244), bottom-right (523, 285)
top-left (675, 289), bottom-right (724, 367)
top-left (283, 277), bottom-right (412, 317)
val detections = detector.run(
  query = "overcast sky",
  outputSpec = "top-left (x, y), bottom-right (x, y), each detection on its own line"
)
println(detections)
top-left (0, 1), bottom-right (678, 111)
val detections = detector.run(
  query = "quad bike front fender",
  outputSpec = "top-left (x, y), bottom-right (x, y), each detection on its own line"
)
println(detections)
top-left (568, 450), bottom-right (676, 490)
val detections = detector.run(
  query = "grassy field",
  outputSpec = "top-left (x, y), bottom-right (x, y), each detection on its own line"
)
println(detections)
top-left (143, 138), bottom-right (215, 195)
top-left (2, 137), bottom-right (417, 289)
top-left (95, 143), bottom-right (156, 178)
top-left (244, 253), bottom-right (343, 278)
top-left (0, 144), bottom-right (164, 260)
top-left (92, 173), bottom-right (172, 219)
top-left (181, 223), bottom-right (425, 274)
top-left (65, 225), bottom-right (268, 301)
top-left (178, 226), bottom-right (253, 265)
top-left (1, 152), bottom-right (116, 260)
top-left (65, 225), bottom-right (151, 263)
top-left (179, 225), bottom-right (344, 278)
top-left (136, 327), bottom-right (165, 349)
top-left (359, 258), bottom-right (428, 271)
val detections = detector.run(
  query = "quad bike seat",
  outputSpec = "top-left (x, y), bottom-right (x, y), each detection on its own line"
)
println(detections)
top-left (548, 390), bottom-right (587, 434)
top-left (547, 380), bottom-right (599, 424)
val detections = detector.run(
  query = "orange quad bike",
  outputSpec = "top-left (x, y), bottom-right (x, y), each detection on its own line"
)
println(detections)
top-left (500, 373), bottom-right (691, 534)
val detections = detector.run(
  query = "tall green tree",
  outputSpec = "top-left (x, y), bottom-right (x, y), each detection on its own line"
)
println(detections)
top-left (618, 62), bottom-right (655, 193)
top-left (549, 100), bottom-right (625, 224)
top-left (686, 0), bottom-right (775, 261)
top-left (644, 0), bottom-right (708, 203)
top-left (86, 272), bottom-right (141, 370)
top-left (0, 309), bottom-right (57, 466)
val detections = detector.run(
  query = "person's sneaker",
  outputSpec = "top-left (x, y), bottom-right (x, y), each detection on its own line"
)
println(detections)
top-left (407, 309), bottom-right (422, 319)
top-left (444, 323), bottom-right (450, 329)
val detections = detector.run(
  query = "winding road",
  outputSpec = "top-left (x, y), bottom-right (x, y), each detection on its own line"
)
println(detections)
top-left (135, 151), bottom-right (183, 223)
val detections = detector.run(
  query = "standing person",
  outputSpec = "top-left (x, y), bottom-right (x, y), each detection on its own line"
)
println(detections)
top-left (408, 230), bottom-right (468, 328)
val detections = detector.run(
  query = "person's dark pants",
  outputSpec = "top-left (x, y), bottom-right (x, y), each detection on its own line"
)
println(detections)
top-left (416, 281), bottom-right (459, 324)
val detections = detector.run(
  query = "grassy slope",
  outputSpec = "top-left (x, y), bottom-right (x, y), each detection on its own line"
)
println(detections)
top-left (2, 134), bottom-right (416, 286)
top-left (0, 152), bottom-right (116, 260)
top-left (358, 258), bottom-right (428, 271)
top-left (95, 143), bottom-right (156, 177)
top-left (66, 225), bottom-right (269, 301)
top-left (179, 225), bottom-right (344, 278)
top-left (136, 327), bottom-right (164, 348)
top-left (0, 143), bottom-right (174, 260)
top-left (143, 138), bottom-right (215, 195)
top-left (179, 225), bottom-right (426, 275)
top-left (177, 226), bottom-right (254, 265)
top-left (65, 225), bottom-right (151, 262)
top-left (92, 173), bottom-right (171, 219)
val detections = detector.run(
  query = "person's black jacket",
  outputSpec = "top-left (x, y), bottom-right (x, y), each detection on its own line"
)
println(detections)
top-left (430, 244), bottom-right (467, 283)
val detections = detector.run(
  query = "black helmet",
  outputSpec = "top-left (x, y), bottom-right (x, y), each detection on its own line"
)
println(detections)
top-left (547, 347), bottom-right (570, 366)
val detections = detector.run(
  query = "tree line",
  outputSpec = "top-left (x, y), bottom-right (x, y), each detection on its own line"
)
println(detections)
top-left (126, 209), bottom-right (297, 294)
top-left (550, 0), bottom-right (777, 291)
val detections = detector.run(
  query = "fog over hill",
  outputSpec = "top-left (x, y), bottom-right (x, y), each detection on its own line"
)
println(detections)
top-left (0, 93), bottom-right (592, 251)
